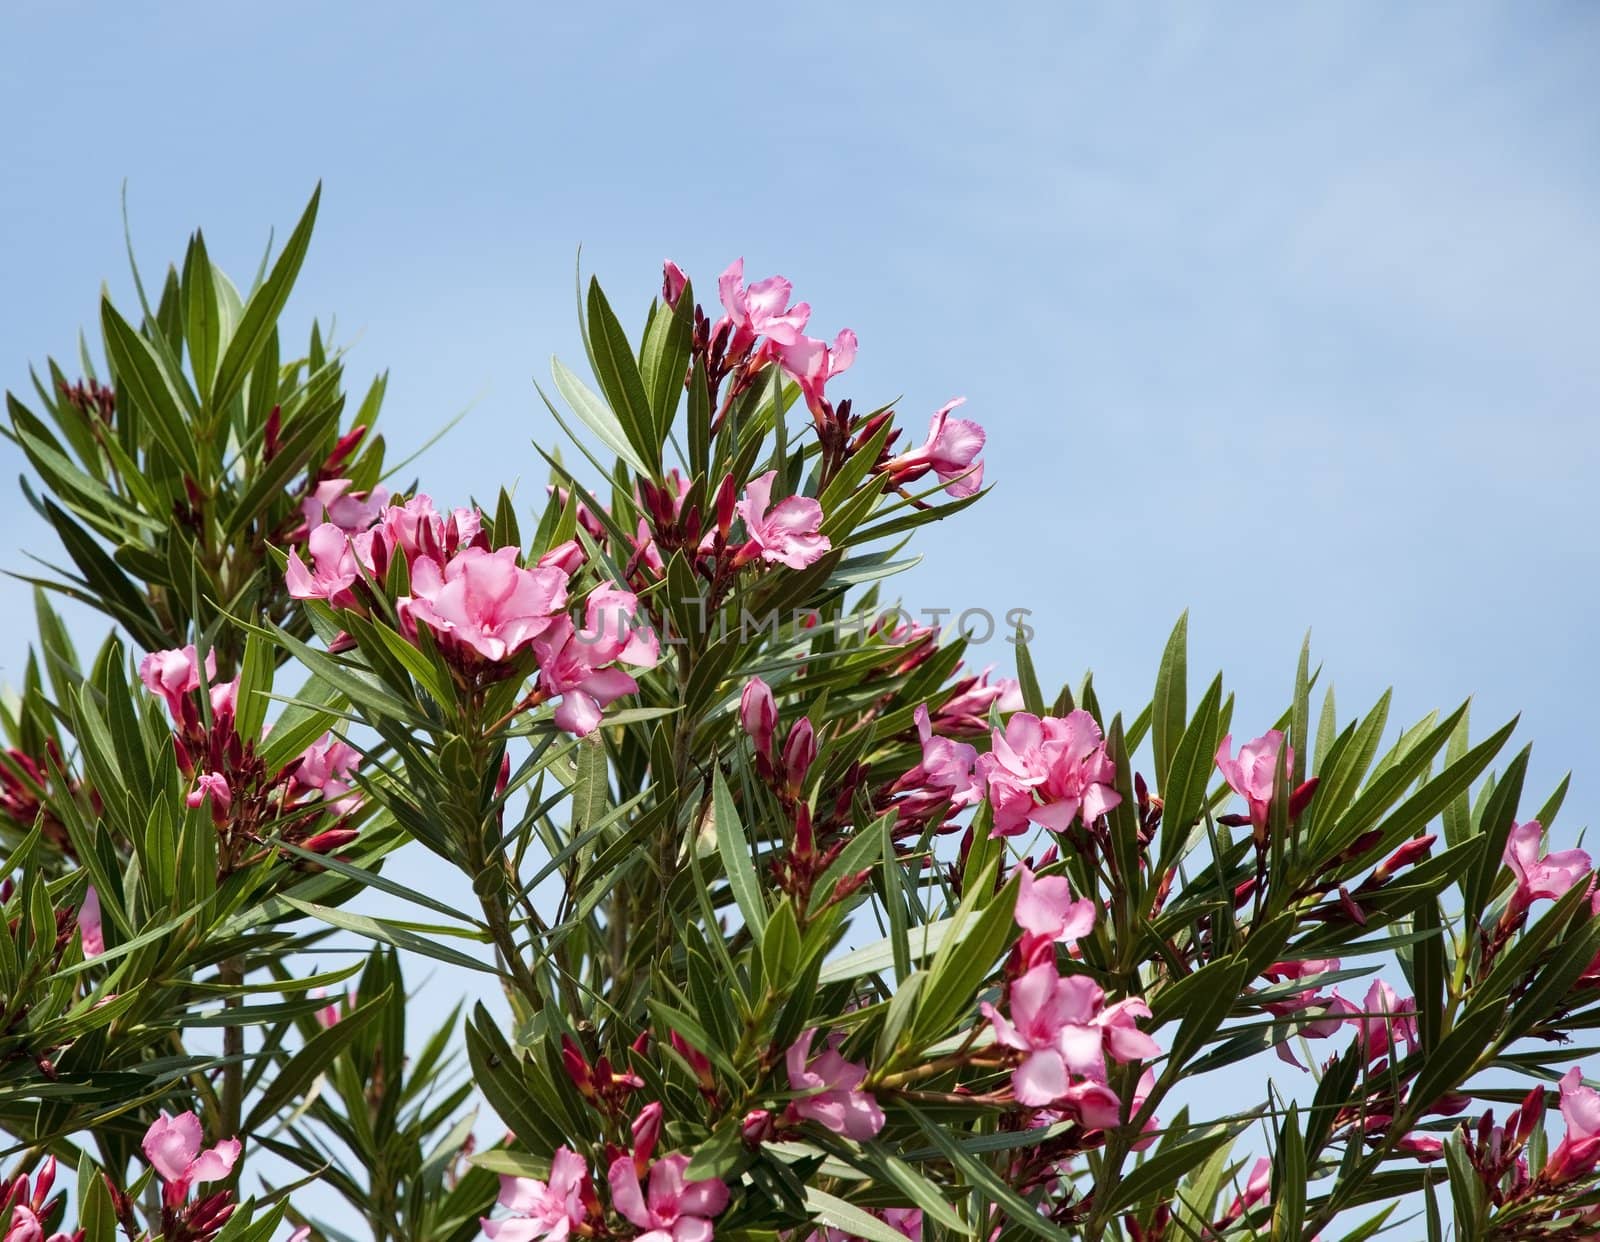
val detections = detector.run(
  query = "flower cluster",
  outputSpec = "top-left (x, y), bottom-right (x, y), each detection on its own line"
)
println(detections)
top-left (978, 711), bottom-right (1121, 837)
top-left (981, 961), bottom-right (1158, 1120)
top-left (140, 1110), bottom-right (240, 1240)
top-left (0, 1157), bottom-right (80, 1242)
top-left (134, 645), bottom-right (363, 869)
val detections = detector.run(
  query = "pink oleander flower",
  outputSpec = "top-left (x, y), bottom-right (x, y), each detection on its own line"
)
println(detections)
top-left (401, 546), bottom-right (569, 663)
top-left (532, 586), bottom-right (659, 736)
top-left (1546, 1066), bottom-right (1600, 1185)
top-left (606, 1153), bottom-right (729, 1242)
top-left (932, 665), bottom-right (1024, 735)
top-left (981, 965), bottom-right (1103, 1107)
top-left (716, 258), bottom-right (811, 353)
top-left (785, 1029), bottom-right (885, 1140)
top-left (883, 398), bottom-right (986, 498)
top-left (142, 1111), bottom-right (241, 1208)
top-left (538, 539), bottom-right (587, 576)
top-left (977, 711), bottom-right (1121, 837)
top-left (186, 772), bottom-right (232, 817)
top-left (1, 1156), bottom-right (75, 1242)
top-left (285, 523), bottom-right (376, 609)
top-left (78, 884), bottom-right (103, 958)
top-left (139, 645), bottom-right (218, 718)
top-left (301, 479), bottom-right (390, 534)
top-left (1223, 1156), bottom-right (1273, 1223)
top-left (1214, 731), bottom-right (1292, 832)
top-left (733, 472), bottom-right (831, 570)
top-left (1346, 979), bottom-right (1418, 1063)
top-left (740, 677), bottom-right (778, 759)
top-left (482, 1149), bottom-right (592, 1242)
top-left (375, 494), bottom-right (482, 567)
top-left (776, 328), bottom-right (857, 416)
top-left (1261, 960), bottom-right (1356, 1069)
top-left (312, 989), bottom-right (343, 1029)
top-left (982, 964), bottom-right (1159, 1110)
top-left (290, 733), bottom-right (362, 815)
top-left (662, 260), bottom-right (689, 310)
top-left (1395, 1133), bottom-right (1445, 1161)
top-left (1013, 863), bottom-right (1096, 947)
top-left (1503, 820), bottom-right (1592, 915)
top-left (909, 703), bottom-right (982, 809)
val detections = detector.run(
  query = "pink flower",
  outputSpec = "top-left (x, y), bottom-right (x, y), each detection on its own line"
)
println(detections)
top-left (142, 1110), bottom-right (241, 1207)
top-left (1503, 820), bottom-right (1592, 915)
top-left (139, 645), bottom-right (218, 718)
top-left (186, 772), bottom-right (232, 817)
top-left (538, 539), bottom-right (587, 576)
top-left (301, 479), bottom-right (390, 534)
top-left (1345, 979), bottom-right (1418, 1063)
top-left (733, 472), bottom-right (831, 570)
top-left (1261, 960), bottom-right (1356, 1069)
top-left (532, 586), bottom-right (658, 736)
top-left (785, 1029), bottom-right (885, 1140)
top-left (934, 666), bottom-right (1023, 734)
top-left (79, 884), bottom-right (103, 958)
top-left (606, 1153), bottom-right (729, 1242)
top-left (884, 398), bottom-right (987, 498)
top-left (285, 524), bottom-right (375, 609)
top-left (401, 546), bottom-right (569, 663)
top-left (1223, 1156), bottom-right (1273, 1223)
top-left (980, 965), bottom-right (1104, 1106)
top-left (977, 711), bottom-right (1121, 837)
top-left (1395, 1134), bottom-right (1445, 1161)
top-left (716, 258), bottom-right (811, 353)
top-left (1013, 863), bottom-right (1096, 947)
top-left (776, 329), bottom-right (857, 416)
top-left (312, 989), bottom-right (343, 1029)
top-left (375, 495), bottom-right (482, 567)
top-left (662, 260), bottom-right (689, 310)
top-left (740, 677), bottom-right (778, 759)
top-left (290, 734), bottom-right (362, 812)
top-left (1546, 1066), bottom-right (1600, 1184)
top-left (909, 704), bottom-right (982, 809)
top-left (1214, 731), bottom-right (1292, 832)
top-left (482, 1149), bottom-right (592, 1242)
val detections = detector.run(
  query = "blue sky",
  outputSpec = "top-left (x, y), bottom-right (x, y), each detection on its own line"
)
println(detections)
top-left (4, 0), bottom-right (1600, 1223)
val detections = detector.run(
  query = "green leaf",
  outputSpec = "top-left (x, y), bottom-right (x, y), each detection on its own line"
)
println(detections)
top-left (181, 231), bottom-right (222, 402)
top-left (100, 297), bottom-right (200, 475)
top-left (212, 185), bottom-right (321, 414)
top-left (1158, 673), bottom-right (1223, 868)
top-left (904, 1105), bottom-right (1064, 1242)
top-left (910, 866), bottom-right (1017, 1044)
top-left (713, 767), bottom-right (767, 941)
top-left (1152, 612), bottom-right (1188, 790)
top-left (547, 360), bottom-right (650, 476)
top-left (585, 277), bottom-right (659, 472)
top-left (640, 278), bottom-right (694, 440)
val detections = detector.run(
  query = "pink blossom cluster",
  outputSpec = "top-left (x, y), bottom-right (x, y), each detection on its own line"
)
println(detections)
top-left (784, 1029), bottom-right (885, 1140)
top-left (1263, 964), bottom-right (1423, 1072)
top-left (135, 644), bottom-right (362, 847)
top-left (1214, 730), bottom-right (1318, 836)
top-left (977, 711), bottom-right (1121, 837)
top-left (670, 259), bottom-right (985, 499)
top-left (1, 1156), bottom-right (79, 1242)
top-left (1503, 820), bottom-right (1592, 917)
top-left (286, 492), bottom-right (662, 736)
top-left (981, 962), bottom-right (1159, 1123)
top-left (142, 1110), bottom-right (240, 1238)
top-left (484, 1103), bottom-right (729, 1242)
